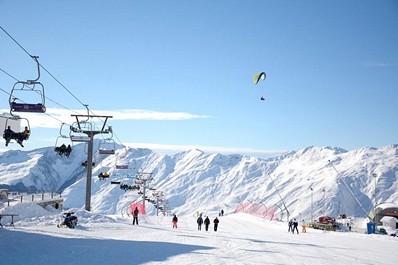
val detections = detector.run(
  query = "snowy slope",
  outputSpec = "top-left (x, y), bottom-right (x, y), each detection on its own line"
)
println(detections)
top-left (1, 204), bottom-right (398, 265)
top-left (1, 144), bottom-right (397, 220)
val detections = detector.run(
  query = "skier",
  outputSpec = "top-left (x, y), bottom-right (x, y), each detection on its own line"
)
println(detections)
top-left (288, 219), bottom-right (293, 232)
top-left (213, 217), bottom-right (220, 231)
top-left (301, 219), bottom-right (307, 233)
top-left (204, 216), bottom-right (210, 231)
top-left (197, 215), bottom-right (203, 231)
top-left (292, 219), bottom-right (299, 234)
top-left (172, 214), bottom-right (178, 228)
top-left (133, 207), bottom-right (139, 225)
top-left (221, 209), bottom-right (224, 216)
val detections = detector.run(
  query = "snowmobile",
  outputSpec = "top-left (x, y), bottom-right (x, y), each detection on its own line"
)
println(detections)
top-left (57, 212), bottom-right (78, 228)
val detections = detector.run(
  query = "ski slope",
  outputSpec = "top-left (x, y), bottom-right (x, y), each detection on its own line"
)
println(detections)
top-left (1, 204), bottom-right (397, 265)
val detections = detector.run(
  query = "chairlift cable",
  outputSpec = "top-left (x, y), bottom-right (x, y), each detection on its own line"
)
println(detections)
top-left (2, 27), bottom-right (130, 150)
top-left (1, 85), bottom-right (65, 125)
top-left (1, 68), bottom-right (80, 116)
top-left (0, 70), bottom-right (80, 126)
top-left (87, 109), bottom-right (125, 148)
top-left (0, 27), bottom-right (33, 57)
top-left (1, 27), bottom-right (87, 109)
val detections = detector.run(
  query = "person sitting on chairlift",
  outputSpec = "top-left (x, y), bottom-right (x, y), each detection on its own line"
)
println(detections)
top-left (16, 126), bottom-right (30, 147)
top-left (65, 144), bottom-right (72, 157)
top-left (3, 126), bottom-right (25, 147)
top-left (21, 126), bottom-right (30, 140)
top-left (3, 126), bottom-right (14, 147)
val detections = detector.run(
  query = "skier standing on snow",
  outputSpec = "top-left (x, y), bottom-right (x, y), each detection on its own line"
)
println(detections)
top-left (301, 219), bottom-right (307, 233)
top-left (213, 217), bottom-right (220, 231)
top-left (292, 219), bottom-right (299, 234)
top-left (288, 219), bottom-right (293, 232)
top-left (197, 215), bottom-right (203, 231)
top-left (204, 216), bottom-right (210, 231)
top-left (133, 207), bottom-right (139, 225)
top-left (172, 214), bottom-right (178, 228)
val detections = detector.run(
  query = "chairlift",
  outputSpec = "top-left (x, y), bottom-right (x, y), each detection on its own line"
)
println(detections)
top-left (9, 56), bottom-right (46, 114)
top-left (98, 171), bottom-right (110, 180)
top-left (1, 114), bottom-right (30, 147)
top-left (115, 156), bottom-right (130, 169)
top-left (119, 178), bottom-right (140, 191)
top-left (135, 179), bottom-right (145, 185)
top-left (115, 164), bottom-right (128, 169)
top-left (54, 123), bottom-right (73, 156)
top-left (70, 120), bottom-right (93, 133)
top-left (98, 138), bottom-right (116, 155)
top-left (81, 160), bottom-right (95, 167)
top-left (70, 121), bottom-right (92, 143)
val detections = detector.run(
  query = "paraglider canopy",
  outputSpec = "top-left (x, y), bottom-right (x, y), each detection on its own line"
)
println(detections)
top-left (253, 72), bottom-right (266, 85)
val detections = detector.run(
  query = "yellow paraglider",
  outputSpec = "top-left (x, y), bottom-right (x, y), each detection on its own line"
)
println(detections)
top-left (253, 72), bottom-right (267, 101)
top-left (253, 72), bottom-right (266, 85)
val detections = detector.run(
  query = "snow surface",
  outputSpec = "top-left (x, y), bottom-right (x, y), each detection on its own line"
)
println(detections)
top-left (1, 203), bottom-right (398, 265)
top-left (1, 144), bottom-right (398, 264)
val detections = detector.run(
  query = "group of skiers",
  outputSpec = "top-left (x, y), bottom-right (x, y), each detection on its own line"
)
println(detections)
top-left (288, 218), bottom-right (307, 234)
top-left (197, 215), bottom-right (220, 231)
top-left (130, 208), bottom-right (221, 232)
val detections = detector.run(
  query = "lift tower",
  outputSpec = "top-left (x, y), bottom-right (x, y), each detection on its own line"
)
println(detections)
top-left (70, 114), bottom-right (113, 211)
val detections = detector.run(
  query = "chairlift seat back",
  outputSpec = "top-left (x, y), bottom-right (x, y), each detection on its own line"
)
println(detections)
top-left (99, 149), bottom-right (115, 155)
top-left (11, 103), bottom-right (46, 113)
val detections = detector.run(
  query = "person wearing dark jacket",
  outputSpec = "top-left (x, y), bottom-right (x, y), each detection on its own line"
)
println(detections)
top-left (204, 216), bottom-right (210, 231)
top-left (172, 214), bottom-right (178, 228)
top-left (292, 219), bottom-right (299, 234)
top-left (197, 216), bottom-right (203, 231)
top-left (213, 217), bottom-right (220, 231)
top-left (4, 126), bottom-right (14, 147)
top-left (288, 219), bottom-right (293, 232)
top-left (133, 207), bottom-right (139, 225)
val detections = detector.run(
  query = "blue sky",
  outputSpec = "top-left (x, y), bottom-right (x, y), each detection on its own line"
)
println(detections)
top-left (0, 0), bottom-right (397, 158)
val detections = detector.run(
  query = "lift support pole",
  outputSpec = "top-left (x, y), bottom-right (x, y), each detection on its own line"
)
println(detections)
top-left (70, 114), bottom-right (112, 211)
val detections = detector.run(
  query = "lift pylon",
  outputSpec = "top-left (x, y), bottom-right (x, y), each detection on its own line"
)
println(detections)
top-left (70, 113), bottom-right (113, 211)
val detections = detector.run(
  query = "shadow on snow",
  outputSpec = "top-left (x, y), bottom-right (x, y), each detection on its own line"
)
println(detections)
top-left (0, 229), bottom-right (214, 265)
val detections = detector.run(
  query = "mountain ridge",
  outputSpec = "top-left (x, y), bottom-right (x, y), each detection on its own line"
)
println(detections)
top-left (1, 144), bottom-right (397, 220)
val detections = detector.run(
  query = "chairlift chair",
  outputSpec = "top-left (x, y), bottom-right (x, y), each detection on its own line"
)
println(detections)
top-left (98, 138), bottom-right (116, 155)
top-left (2, 115), bottom-right (30, 147)
top-left (98, 172), bottom-right (110, 180)
top-left (111, 181), bottom-right (121, 185)
top-left (115, 156), bottom-right (130, 169)
top-left (69, 121), bottom-right (92, 143)
top-left (9, 87), bottom-right (46, 113)
top-left (9, 56), bottom-right (46, 114)
top-left (54, 123), bottom-right (73, 156)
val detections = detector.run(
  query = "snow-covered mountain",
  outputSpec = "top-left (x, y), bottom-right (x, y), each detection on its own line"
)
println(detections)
top-left (1, 143), bottom-right (397, 220)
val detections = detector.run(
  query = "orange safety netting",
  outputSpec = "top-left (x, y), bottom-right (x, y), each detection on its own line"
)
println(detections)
top-left (234, 202), bottom-right (279, 221)
top-left (130, 202), bottom-right (146, 215)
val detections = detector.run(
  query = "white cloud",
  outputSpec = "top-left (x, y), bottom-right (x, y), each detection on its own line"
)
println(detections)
top-left (124, 142), bottom-right (286, 159)
top-left (0, 108), bottom-right (210, 129)
top-left (110, 109), bottom-right (210, 120)
top-left (363, 62), bottom-right (396, 68)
